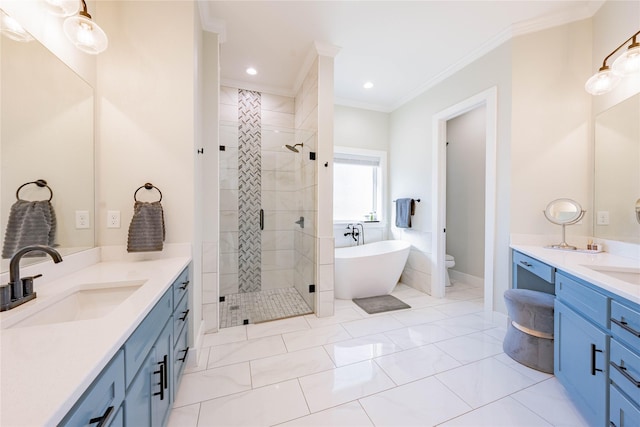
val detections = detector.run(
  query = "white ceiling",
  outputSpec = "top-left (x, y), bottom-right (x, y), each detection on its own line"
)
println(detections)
top-left (201, 1), bottom-right (603, 112)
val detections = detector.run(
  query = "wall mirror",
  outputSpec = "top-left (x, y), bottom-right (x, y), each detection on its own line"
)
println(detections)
top-left (543, 198), bottom-right (585, 250)
top-left (594, 93), bottom-right (640, 244)
top-left (1, 27), bottom-right (95, 272)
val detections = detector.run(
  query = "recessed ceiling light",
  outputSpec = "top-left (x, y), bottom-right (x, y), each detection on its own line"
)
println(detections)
top-left (246, 67), bottom-right (257, 75)
top-left (363, 81), bottom-right (374, 89)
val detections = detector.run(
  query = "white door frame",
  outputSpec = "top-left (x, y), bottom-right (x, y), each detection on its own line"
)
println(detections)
top-left (431, 86), bottom-right (497, 312)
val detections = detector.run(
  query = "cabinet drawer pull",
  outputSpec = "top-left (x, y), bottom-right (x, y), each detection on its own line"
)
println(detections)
top-left (179, 347), bottom-right (189, 362)
top-left (611, 318), bottom-right (640, 337)
top-left (153, 355), bottom-right (168, 400)
top-left (89, 405), bottom-right (114, 427)
top-left (519, 261), bottom-right (533, 268)
top-left (610, 361), bottom-right (640, 387)
top-left (179, 280), bottom-right (190, 290)
top-left (591, 344), bottom-right (603, 375)
top-left (162, 354), bottom-right (168, 389)
top-left (179, 309), bottom-right (190, 322)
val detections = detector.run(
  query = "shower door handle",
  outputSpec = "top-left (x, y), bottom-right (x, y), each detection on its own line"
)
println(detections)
top-left (260, 209), bottom-right (264, 230)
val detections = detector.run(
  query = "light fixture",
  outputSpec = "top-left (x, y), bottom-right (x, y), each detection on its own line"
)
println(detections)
top-left (363, 81), bottom-right (374, 89)
top-left (63, 0), bottom-right (108, 55)
top-left (0, 9), bottom-right (34, 42)
top-left (585, 30), bottom-right (640, 96)
top-left (246, 67), bottom-right (257, 75)
top-left (45, 0), bottom-right (80, 17)
top-left (612, 35), bottom-right (640, 76)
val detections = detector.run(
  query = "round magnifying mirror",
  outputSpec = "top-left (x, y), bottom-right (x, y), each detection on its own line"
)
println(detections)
top-left (543, 198), bottom-right (585, 250)
top-left (544, 198), bottom-right (584, 225)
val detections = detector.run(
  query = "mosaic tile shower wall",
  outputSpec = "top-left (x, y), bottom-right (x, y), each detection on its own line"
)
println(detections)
top-left (238, 89), bottom-right (262, 293)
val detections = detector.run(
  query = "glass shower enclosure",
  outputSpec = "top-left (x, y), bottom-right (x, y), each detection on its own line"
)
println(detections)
top-left (218, 114), bottom-right (317, 327)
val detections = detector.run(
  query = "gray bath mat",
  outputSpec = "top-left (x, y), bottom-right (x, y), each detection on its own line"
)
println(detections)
top-left (353, 295), bottom-right (411, 314)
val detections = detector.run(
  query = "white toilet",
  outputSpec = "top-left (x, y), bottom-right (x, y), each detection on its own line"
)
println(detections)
top-left (445, 254), bottom-right (455, 287)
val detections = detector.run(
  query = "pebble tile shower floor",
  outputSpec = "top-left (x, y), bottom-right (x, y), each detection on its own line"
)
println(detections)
top-left (219, 287), bottom-right (314, 328)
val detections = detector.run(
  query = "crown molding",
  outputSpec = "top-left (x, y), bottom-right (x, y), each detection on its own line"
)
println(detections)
top-left (314, 41), bottom-right (341, 58)
top-left (389, 1), bottom-right (604, 112)
top-left (292, 41), bottom-right (341, 97)
top-left (220, 78), bottom-right (296, 98)
top-left (390, 26), bottom-right (512, 111)
top-left (334, 97), bottom-right (393, 113)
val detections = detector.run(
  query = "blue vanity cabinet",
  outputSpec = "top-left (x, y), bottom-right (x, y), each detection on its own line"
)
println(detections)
top-left (555, 272), bottom-right (610, 427)
top-left (172, 273), bottom-right (190, 401)
top-left (61, 265), bottom-right (191, 427)
top-left (59, 350), bottom-right (125, 427)
top-left (609, 300), bottom-right (640, 426)
top-left (512, 251), bottom-right (555, 295)
top-left (124, 265), bottom-right (191, 426)
top-left (555, 299), bottom-right (609, 426)
top-left (513, 249), bottom-right (640, 425)
top-left (125, 319), bottom-right (173, 426)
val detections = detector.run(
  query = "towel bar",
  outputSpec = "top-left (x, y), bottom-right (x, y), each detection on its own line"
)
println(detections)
top-left (134, 183), bottom-right (163, 202)
top-left (16, 179), bottom-right (53, 201)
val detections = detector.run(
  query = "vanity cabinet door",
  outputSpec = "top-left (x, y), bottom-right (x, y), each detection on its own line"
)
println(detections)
top-left (152, 319), bottom-right (174, 424)
top-left (610, 385), bottom-right (640, 427)
top-left (124, 319), bottom-right (173, 427)
top-left (60, 350), bottom-right (125, 427)
top-left (555, 300), bottom-right (609, 426)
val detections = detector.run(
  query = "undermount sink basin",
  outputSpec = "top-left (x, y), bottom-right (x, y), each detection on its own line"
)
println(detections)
top-left (582, 265), bottom-right (640, 286)
top-left (4, 280), bottom-right (146, 329)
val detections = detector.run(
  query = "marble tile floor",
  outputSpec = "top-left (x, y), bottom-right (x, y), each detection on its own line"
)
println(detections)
top-left (219, 287), bottom-right (314, 328)
top-left (171, 281), bottom-right (589, 426)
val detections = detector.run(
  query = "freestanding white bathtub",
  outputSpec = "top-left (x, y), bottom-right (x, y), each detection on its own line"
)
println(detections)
top-left (334, 240), bottom-right (411, 299)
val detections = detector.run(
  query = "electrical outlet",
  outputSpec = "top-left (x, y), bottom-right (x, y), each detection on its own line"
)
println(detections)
top-left (597, 211), bottom-right (610, 225)
top-left (75, 211), bottom-right (90, 229)
top-left (107, 210), bottom-right (121, 228)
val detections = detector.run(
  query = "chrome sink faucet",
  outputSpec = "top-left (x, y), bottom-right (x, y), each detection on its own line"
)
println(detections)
top-left (0, 245), bottom-right (63, 312)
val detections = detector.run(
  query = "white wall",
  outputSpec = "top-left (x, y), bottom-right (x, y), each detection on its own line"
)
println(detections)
top-left (199, 26), bottom-right (219, 339)
top-left (314, 54), bottom-right (337, 318)
top-left (446, 106), bottom-right (486, 279)
top-left (511, 20), bottom-right (593, 240)
top-left (389, 41), bottom-right (512, 309)
top-left (95, 1), bottom-right (195, 248)
top-left (334, 105), bottom-right (390, 151)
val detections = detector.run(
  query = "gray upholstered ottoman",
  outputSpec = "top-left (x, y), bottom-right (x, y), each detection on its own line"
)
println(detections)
top-left (503, 289), bottom-right (555, 373)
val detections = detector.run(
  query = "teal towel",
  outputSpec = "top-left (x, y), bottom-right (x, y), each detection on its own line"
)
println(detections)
top-left (395, 198), bottom-right (414, 228)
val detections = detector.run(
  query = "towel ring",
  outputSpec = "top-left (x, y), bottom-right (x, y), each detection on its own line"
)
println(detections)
top-left (134, 183), bottom-right (163, 202)
top-left (16, 179), bottom-right (53, 201)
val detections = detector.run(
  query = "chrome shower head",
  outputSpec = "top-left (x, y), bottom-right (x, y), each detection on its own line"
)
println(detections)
top-left (284, 143), bottom-right (303, 153)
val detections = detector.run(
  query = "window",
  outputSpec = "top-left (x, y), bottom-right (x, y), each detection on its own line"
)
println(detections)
top-left (333, 147), bottom-right (385, 222)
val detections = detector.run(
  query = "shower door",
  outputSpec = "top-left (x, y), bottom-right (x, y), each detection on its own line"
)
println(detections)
top-left (218, 88), bottom-right (316, 327)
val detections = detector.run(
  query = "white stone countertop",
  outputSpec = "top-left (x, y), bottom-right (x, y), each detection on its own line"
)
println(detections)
top-left (511, 244), bottom-right (640, 305)
top-left (0, 255), bottom-right (191, 426)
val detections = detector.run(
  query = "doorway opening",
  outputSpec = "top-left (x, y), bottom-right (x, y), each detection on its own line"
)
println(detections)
top-left (445, 106), bottom-right (486, 292)
top-left (431, 87), bottom-right (497, 311)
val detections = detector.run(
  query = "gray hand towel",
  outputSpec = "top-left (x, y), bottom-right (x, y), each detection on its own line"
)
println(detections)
top-left (2, 200), bottom-right (57, 259)
top-left (395, 198), bottom-right (414, 228)
top-left (127, 201), bottom-right (165, 252)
